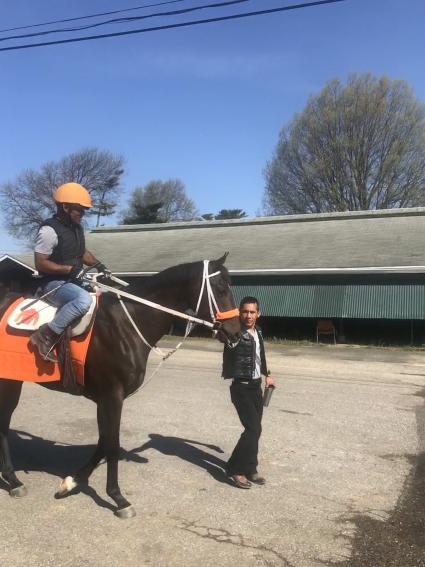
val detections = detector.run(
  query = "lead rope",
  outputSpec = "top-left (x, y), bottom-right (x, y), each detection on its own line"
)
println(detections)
top-left (119, 299), bottom-right (165, 357)
top-left (123, 260), bottom-right (221, 393)
top-left (119, 298), bottom-right (184, 393)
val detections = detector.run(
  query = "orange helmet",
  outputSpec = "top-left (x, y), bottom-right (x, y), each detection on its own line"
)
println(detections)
top-left (53, 182), bottom-right (92, 208)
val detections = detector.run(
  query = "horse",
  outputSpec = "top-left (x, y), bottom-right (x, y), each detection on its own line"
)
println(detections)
top-left (0, 254), bottom-right (240, 518)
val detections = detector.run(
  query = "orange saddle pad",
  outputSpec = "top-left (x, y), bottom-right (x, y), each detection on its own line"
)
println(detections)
top-left (0, 297), bottom-right (96, 385)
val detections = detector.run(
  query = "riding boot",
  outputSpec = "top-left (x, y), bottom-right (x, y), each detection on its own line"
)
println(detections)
top-left (29, 324), bottom-right (59, 363)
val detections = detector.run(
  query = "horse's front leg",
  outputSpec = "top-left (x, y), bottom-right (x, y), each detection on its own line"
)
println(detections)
top-left (0, 379), bottom-right (27, 497)
top-left (98, 390), bottom-right (135, 519)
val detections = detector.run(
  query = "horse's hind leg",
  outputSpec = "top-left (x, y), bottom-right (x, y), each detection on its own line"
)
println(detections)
top-left (56, 392), bottom-right (135, 518)
top-left (0, 379), bottom-right (26, 497)
top-left (57, 438), bottom-right (105, 496)
top-left (57, 400), bottom-right (119, 496)
top-left (99, 391), bottom-right (135, 519)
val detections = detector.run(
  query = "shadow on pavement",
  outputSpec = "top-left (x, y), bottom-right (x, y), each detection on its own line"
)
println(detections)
top-left (2, 429), bottom-right (230, 511)
top-left (6, 429), bottom-right (96, 478)
top-left (2, 429), bottom-right (149, 511)
top-left (129, 433), bottom-right (229, 484)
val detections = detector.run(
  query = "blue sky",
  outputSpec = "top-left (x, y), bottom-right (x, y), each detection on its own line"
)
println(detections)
top-left (1, 0), bottom-right (424, 253)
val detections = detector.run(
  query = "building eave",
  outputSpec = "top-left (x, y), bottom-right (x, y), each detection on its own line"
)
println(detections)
top-left (89, 207), bottom-right (425, 234)
top-left (111, 265), bottom-right (425, 277)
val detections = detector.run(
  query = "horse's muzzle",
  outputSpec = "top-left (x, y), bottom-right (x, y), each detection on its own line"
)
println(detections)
top-left (213, 327), bottom-right (241, 347)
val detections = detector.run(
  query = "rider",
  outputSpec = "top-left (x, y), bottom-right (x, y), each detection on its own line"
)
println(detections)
top-left (30, 182), bottom-right (110, 363)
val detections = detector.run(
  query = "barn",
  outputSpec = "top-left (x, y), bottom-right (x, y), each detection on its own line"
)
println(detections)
top-left (5, 207), bottom-right (425, 344)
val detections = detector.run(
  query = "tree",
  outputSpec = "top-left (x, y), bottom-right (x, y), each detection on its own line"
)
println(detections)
top-left (200, 210), bottom-right (247, 220)
top-left (215, 209), bottom-right (247, 220)
top-left (264, 74), bottom-right (425, 214)
top-left (122, 202), bottom-right (164, 224)
top-left (121, 179), bottom-right (198, 224)
top-left (0, 148), bottom-right (125, 241)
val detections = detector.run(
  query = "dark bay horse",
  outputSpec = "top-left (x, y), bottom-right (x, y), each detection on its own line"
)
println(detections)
top-left (0, 255), bottom-right (240, 518)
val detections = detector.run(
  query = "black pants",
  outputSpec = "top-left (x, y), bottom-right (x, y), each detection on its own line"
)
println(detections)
top-left (226, 380), bottom-right (263, 476)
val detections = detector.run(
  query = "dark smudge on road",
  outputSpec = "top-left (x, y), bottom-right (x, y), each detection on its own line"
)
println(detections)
top-left (333, 388), bottom-right (425, 567)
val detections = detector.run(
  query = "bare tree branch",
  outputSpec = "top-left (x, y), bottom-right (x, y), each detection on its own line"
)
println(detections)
top-left (0, 148), bottom-right (125, 243)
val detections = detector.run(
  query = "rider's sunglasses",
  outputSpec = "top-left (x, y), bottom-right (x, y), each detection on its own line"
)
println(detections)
top-left (69, 204), bottom-right (86, 214)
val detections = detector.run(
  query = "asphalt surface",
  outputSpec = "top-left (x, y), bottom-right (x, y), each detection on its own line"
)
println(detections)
top-left (1, 340), bottom-right (425, 567)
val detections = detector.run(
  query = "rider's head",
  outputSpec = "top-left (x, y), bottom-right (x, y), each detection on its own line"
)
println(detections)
top-left (53, 182), bottom-right (92, 225)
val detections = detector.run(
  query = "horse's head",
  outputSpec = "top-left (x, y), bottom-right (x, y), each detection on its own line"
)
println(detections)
top-left (138, 254), bottom-right (241, 345)
top-left (194, 253), bottom-right (241, 345)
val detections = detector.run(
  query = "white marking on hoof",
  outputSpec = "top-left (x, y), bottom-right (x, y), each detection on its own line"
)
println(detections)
top-left (10, 485), bottom-right (27, 498)
top-left (57, 476), bottom-right (77, 495)
top-left (115, 505), bottom-right (136, 519)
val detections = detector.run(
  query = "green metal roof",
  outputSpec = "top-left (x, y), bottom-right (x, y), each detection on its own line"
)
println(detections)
top-left (82, 207), bottom-right (425, 273)
top-left (232, 284), bottom-right (425, 320)
top-left (13, 208), bottom-right (425, 274)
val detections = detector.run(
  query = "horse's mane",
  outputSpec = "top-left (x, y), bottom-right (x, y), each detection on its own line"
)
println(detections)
top-left (134, 258), bottom-right (230, 294)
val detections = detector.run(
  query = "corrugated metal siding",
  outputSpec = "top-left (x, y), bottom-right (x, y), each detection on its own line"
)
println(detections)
top-left (232, 285), bottom-right (425, 320)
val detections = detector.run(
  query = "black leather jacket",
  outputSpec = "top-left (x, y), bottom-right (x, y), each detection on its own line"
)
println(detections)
top-left (222, 325), bottom-right (269, 380)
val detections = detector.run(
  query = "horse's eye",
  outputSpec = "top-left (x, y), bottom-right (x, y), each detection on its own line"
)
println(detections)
top-left (216, 281), bottom-right (228, 296)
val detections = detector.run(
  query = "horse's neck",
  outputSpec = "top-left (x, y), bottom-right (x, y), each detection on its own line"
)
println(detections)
top-left (128, 282), bottom-right (190, 344)
top-left (131, 279), bottom-right (189, 313)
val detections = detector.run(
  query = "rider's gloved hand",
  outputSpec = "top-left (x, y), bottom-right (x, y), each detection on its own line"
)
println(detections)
top-left (68, 265), bottom-right (84, 283)
top-left (97, 263), bottom-right (112, 279)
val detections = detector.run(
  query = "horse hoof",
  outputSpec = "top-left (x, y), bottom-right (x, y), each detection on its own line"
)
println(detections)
top-left (10, 485), bottom-right (27, 498)
top-left (56, 476), bottom-right (77, 496)
top-left (115, 505), bottom-right (136, 519)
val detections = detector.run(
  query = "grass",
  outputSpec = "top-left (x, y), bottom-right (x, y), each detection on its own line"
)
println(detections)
top-left (264, 337), bottom-right (425, 351)
top-left (160, 333), bottom-right (425, 351)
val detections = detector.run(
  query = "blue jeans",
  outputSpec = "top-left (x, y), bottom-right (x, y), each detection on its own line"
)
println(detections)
top-left (42, 280), bottom-right (92, 335)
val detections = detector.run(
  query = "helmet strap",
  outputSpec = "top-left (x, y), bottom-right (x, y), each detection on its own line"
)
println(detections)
top-left (56, 203), bottom-right (73, 226)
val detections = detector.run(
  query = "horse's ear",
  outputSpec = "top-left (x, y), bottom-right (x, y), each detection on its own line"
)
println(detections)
top-left (215, 252), bottom-right (229, 266)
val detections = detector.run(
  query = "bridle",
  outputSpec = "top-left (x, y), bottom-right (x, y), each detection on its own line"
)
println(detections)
top-left (193, 260), bottom-right (239, 325)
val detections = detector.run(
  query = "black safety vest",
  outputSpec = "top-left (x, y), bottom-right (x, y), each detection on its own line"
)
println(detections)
top-left (39, 217), bottom-right (85, 272)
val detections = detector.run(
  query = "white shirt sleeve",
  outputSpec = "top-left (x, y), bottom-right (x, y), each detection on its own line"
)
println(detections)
top-left (34, 226), bottom-right (58, 255)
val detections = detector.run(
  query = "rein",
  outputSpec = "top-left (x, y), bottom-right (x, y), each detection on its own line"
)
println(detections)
top-left (92, 282), bottom-right (217, 329)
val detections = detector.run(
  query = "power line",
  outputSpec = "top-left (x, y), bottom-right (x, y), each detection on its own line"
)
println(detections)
top-left (0, 0), bottom-right (345, 53)
top-left (0, 0), bottom-right (188, 34)
top-left (0, 0), bottom-right (253, 43)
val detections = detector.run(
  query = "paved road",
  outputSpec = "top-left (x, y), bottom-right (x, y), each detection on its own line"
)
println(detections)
top-left (1, 340), bottom-right (424, 566)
